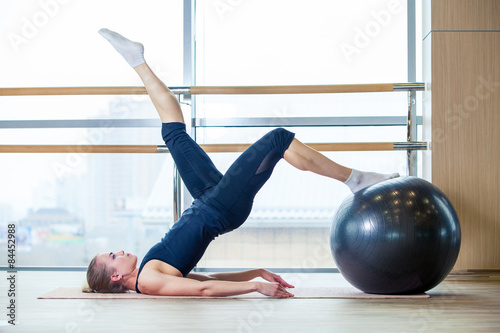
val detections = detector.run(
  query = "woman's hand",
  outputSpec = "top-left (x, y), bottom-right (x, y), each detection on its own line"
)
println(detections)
top-left (259, 269), bottom-right (295, 289)
top-left (256, 282), bottom-right (294, 298)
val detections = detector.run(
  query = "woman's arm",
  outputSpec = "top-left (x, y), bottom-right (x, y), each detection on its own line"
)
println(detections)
top-left (140, 270), bottom-right (293, 297)
top-left (209, 269), bottom-right (262, 281)
top-left (187, 269), bottom-right (261, 282)
top-left (187, 269), bottom-right (295, 288)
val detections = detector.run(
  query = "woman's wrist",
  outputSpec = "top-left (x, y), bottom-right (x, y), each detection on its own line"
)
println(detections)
top-left (252, 281), bottom-right (262, 293)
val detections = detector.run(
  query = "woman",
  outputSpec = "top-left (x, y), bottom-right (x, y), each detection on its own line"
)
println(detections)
top-left (86, 29), bottom-right (399, 298)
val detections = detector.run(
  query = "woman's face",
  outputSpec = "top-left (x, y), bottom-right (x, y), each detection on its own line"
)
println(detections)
top-left (97, 250), bottom-right (137, 279)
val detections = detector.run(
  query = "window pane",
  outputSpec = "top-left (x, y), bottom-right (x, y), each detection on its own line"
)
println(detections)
top-left (0, 154), bottom-right (173, 266)
top-left (0, 0), bottom-right (184, 268)
top-left (0, 95), bottom-right (159, 121)
top-left (0, 0), bottom-right (183, 87)
top-left (196, 0), bottom-right (407, 85)
top-left (197, 126), bottom-right (407, 144)
top-left (195, 0), bottom-right (409, 269)
top-left (195, 92), bottom-right (408, 119)
top-left (196, 129), bottom-right (407, 269)
top-left (198, 150), bottom-right (407, 269)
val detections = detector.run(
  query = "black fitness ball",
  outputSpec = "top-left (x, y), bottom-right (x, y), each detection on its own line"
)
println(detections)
top-left (330, 176), bottom-right (461, 294)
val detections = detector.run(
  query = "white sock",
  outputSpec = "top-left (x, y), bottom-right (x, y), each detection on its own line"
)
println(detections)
top-left (345, 169), bottom-right (400, 193)
top-left (98, 28), bottom-right (145, 68)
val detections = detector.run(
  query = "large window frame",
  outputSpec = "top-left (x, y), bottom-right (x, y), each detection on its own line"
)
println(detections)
top-left (0, 0), bottom-right (422, 272)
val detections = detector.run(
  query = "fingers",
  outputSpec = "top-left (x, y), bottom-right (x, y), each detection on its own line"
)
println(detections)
top-left (270, 274), bottom-right (295, 289)
top-left (271, 283), bottom-right (294, 298)
top-left (276, 276), bottom-right (295, 289)
top-left (258, 281), bottom-right (294, 298)
top-left (263, 270), bottom-right (295, 289)
top-left (275, 285), bottom-right (294, 298)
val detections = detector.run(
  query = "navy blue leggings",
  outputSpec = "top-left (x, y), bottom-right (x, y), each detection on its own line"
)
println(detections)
top-left (162, 122), bottom-right (295, 231)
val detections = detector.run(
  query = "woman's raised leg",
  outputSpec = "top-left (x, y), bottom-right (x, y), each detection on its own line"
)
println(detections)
top-left (98, 28), bottom-right (184, 123)
top-left (283, 138), bottom-right (399, 193)
top-left (98, 28), bottom-right (222, 198)
top-left (134, 63), bottom-right (184, 124)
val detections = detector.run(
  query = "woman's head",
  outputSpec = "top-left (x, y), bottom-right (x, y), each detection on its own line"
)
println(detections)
top-left (86, 250), bottom-right (137, 293)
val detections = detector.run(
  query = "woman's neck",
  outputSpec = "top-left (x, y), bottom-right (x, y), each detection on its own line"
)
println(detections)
top-left (122, 268), bottom-right (139, 291)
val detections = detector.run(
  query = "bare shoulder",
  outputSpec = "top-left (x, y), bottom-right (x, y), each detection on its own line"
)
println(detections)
top-left (138, 260), bottom-right (202, 296)
top-left (137, 268), bottom-right (180, 295)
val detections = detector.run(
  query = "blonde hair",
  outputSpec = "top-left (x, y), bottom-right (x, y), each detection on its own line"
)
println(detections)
top-left (84, 255), bottom-right (128, 293)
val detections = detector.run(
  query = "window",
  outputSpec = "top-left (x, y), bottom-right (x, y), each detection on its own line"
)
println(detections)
top-left (0, 0), bottom-right (184, 266)
top-left (0, 0), bottom-right (416, 270)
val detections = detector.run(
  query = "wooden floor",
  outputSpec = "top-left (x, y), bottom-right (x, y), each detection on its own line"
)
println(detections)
top-left (1, 271), bottom-right (499, 332)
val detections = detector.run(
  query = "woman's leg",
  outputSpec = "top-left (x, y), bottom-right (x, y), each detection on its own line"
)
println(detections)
top-left (99, 28), bottom-right (222, 198)
top-left (98, 28), bottom-right (183, 123)
top-left (134, 63), bottom-right (185, 123)
top-left (283, 138), bottom-right (399, 193)
top-left (161, 123), bottom-right (223, 199)
top-left (202, 128), bottom-right (295, 230)
top-left (283, 139), bottom-right (352, 181)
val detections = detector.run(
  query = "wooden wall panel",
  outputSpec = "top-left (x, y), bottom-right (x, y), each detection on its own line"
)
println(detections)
top-left (431, 32), bottom-right (500, 269)
top-left (431, 0), bottom-right (500, 30)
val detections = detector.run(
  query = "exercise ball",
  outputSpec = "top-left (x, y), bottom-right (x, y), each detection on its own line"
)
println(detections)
top-left (330, 176), bottom-right (461, 294)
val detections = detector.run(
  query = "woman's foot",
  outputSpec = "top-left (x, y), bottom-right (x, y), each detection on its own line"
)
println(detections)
top-left (98, 28), bottom-right (145, 68)
top-left (345, 169), bottom-right (400, 193)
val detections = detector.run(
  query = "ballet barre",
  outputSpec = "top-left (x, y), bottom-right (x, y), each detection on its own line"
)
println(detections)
top-left (0, 82), bottom-right (426, 176)
top-left (0, 142), bottom-right (427, 154)
top-left (0, 83), bottom-right (424, 96)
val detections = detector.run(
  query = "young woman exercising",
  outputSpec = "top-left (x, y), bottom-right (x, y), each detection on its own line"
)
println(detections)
top-left (86, 29), bottom-right (399, 298)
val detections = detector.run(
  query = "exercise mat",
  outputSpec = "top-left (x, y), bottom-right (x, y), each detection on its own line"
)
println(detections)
top-left (39, 287), bottom-right (429, 299)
